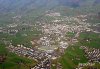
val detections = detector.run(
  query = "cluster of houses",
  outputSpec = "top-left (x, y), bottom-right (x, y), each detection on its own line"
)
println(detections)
top-left (7, 44), bottom-right (53, 69)
top-left (2, 11), bottom-right (99, 69)
top-left (56, 63), bottom-right (62, 69)
top-left (37, 17), bottom-right (91, 48)
top-left (76, 46), bottom-right (100, 69)
top-left (31, 58), bottom-right (51, 69)
top-left (37, 23), bottom-right (70, 54)
top-left (80, 46), bottom-right (100, 62)
top-left (7, 44), bottom-right (48, 61)
top-left (0, 27), bottom-right (3, 33)
top-left (76, 62), bottom-right (95, 69)
top-left (39, 37), bottom-right (51, 47)
top-left (0, 24), bottom-right (19, 35)
top-left (0, 23), bottom-right (35, 35)
top-left (33, 15), bottom-right (92, 61)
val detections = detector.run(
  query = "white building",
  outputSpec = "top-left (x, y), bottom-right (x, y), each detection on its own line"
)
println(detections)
top-left (60, 41), bottom-right (68, 49)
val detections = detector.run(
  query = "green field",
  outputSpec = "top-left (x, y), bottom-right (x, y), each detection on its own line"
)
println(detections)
top-left (0, 28), bottom-right (41, 47)
top-left (0, 44), bottom-right (37, 69)
top-left (58, 45), bottom-right (88, 69)
top-left (79, 32), bottom-right (100, 48)
top-left (66, 32), bottom-right (76, 37)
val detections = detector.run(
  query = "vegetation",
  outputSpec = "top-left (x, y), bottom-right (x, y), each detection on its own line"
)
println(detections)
top-left (59, 45), bottom-right (88, 69)
top-left (0, 0), bottom-right (100, 69)
top-left (0, 44), bottom-right (37, 69)
top-left (66, 32), bottom-right (75, 37)
top-left (79, 32), bottom-right (100, 48)
top-left (0, 28), bottom-right (41, 47)
top-left (58, 32), bottom-right (100, 69)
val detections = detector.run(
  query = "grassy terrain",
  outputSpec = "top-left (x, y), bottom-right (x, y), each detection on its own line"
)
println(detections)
top-left (0, 23), bottom-right (41, 69)
top-left (0, 29), bottom-right (41, 47)
top-left (58, 45), bottom-right (88, 69)
top-left (66, 32), bottom-right (76, 37)
top-left (78, 32), bottom-right (100, 48)
top-left (0, 44), bottom-right (37, 69)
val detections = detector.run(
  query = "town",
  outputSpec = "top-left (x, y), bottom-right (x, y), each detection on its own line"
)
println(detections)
top-left (0, 11), bottom-right (100, 69)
